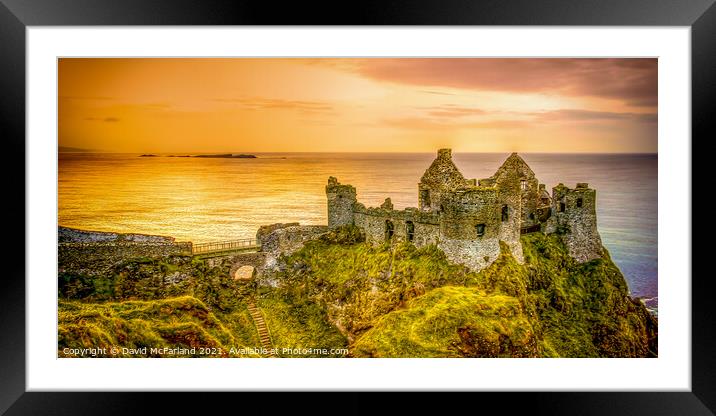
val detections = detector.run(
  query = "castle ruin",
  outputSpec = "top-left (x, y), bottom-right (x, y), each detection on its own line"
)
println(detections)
top-left (326, 149), bottom-right (603, 271)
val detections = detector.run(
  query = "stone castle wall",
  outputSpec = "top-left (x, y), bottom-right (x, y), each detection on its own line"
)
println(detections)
top-left (324, 150), bottom-right (603, 271)
top-left (58, 241), bottom-right (193, 277)
top-left (490, 154), bottom-right (542, 229)
top-left (259, 225), bottom-right (329, 270)
top-left (256, 222), bottom-right (300, 246)
top-left (326, 177), bottom-right (357, 228)
top-left (438, 238), bottom-right (501, 271)
top-left (439, 186), bottom-right (522, 269)
top-left (353, 204), bottom-right (440, 246)
top-left (59, 226), bottom-right (176, 243)
top-left (545, 183), bottom-right (603, 262)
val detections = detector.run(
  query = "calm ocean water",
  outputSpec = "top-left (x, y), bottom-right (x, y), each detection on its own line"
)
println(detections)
top-left (58, 152), bottom-right (657, 306)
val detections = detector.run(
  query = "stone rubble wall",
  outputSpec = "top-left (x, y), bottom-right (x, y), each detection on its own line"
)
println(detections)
top-left (59, 226), bottom-right (175, 243)
top-left (259, 225), bottom-right (329, 271)
top-left (206, 251), bottom-right (268, 270)
top-left (58, 241), bottom-right (193, 277)
top-left (438, 238), bottom-right (501, 271)
top-left (256, 222), bottom-right (300, 246)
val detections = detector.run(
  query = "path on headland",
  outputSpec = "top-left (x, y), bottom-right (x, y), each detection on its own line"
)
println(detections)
top-left (247, 298), bottom-right (276, 357)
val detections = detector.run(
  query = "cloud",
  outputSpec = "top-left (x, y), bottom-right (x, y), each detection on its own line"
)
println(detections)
top-left (380, 117), bottom-right (529, 131)
top-left (530, 109), bottom-right (657, 123)
top-left (422, 105), bottom-right (487, 118)
top-left (380, 107), bottom-right (656, 132)
top-left (84, 117), bottom-right (120, 122)
top-left (419, 90), bottom-right (458, 96)
top-left (60, 96), bottom-right (114, 101)
top-left (213, 97), bottom-right (334, 114)
top-left (328, 58), bottom-right (657, 108)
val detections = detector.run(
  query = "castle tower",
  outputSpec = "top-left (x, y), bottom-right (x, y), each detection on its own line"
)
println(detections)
top-left (326, 176), bottom-right (357, 228)
top-left (418, 148), bottom-right (469, 212)
top-left (547, 183), bottom-right (603, 262)
top-left (490, 152), bottom-right (541, 230)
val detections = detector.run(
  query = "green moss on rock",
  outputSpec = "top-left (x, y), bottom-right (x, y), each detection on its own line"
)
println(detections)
top-left (58, 224), bottom-right (657, 358)
top-left (352, 286), bottom-right (539, 357)
top-left (257, 292), bottom-right (348, 357)
top-left (58, 296), bottom-right (260, 357)
top-left (270, 226), bottom-right (656, 358)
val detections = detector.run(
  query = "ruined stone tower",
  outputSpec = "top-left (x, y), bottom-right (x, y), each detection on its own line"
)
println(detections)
top-left (419, 148), bottom-right (470, 212)
top-left (545, 183), bottom-right (603, 262)
top-left (325, 149), bottom-right (603, 271)
top-left (326, 176), bottom-right (357, 228)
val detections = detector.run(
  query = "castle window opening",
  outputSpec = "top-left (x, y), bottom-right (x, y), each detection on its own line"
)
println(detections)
top-left (501, 205), bottom-right (509, 222)
top-left (577, 198), bottom-right (583, 208)
top-left (529, 213), bottom-right (535, 220)
top-left (559, 202), bottom-right (566, 212)
top-left (520, 180), bottom-right (527, 191)
top-left (420, 189), bottom-right (431, 207)
top-left (475, 223), bottom-right (485, 237)
top-left (385, 220), bottom-right (394, 241)
top-left (406, 221), bottom-right (415, 242)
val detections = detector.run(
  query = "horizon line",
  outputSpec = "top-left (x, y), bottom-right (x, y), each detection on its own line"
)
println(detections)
top-left (58, 150), bottom-right (659, 155)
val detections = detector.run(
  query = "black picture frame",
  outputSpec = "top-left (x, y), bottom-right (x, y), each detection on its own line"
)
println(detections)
top-left (2, 0), bottom-right (712, 414)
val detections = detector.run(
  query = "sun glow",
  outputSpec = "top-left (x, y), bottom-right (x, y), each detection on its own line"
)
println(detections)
top-left (59, 58), bottom-right (657, 154)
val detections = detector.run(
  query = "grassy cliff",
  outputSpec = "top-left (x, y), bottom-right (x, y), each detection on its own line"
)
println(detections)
top-left (271, 226), bottom-right (657, 358)
top-left (58, 225), bottom-right (656, 358)
top-left (58, 296), bottom-right (259, 357)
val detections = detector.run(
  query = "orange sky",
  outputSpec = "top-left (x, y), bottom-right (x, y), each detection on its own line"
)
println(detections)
top-left (58, 58), bottom-right (657, 153)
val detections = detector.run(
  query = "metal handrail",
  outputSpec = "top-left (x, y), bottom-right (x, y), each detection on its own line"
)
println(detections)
top-left (191, 238), bottom-right (259, 254)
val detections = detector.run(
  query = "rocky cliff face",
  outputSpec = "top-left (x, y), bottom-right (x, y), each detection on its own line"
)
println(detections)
top-left (269, 225), bottom-right (657, 357)
top-left (58, 224), bottom-right (655, 358)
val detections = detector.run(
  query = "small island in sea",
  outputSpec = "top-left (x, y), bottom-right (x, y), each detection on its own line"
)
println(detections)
top-left (155, 154), bottom-right (258, 158)
top-left (193, 153), bottom-right (257, 158)
top-left (58, 150), bottom-right (657, 358)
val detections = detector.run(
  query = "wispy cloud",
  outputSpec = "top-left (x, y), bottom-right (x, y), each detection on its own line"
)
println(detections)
top-left (84, 117), bottom-right (120, 122)
top-left (212, 97), bottom-right (334, 114)
top-left (421, 105), bottom-right (487, 118)
top-left (419, 90), bottom-right (458, 96)
top-left (323, 58), bottom-right (657, 108)
top-left (380, 117), bottom-right (530, 131)
top-left (60, 96), bottom-right (114, 101)
top-left (381, 107), bottom-right (656, 132)
top-left (530, 109), bottom-right (657, 123)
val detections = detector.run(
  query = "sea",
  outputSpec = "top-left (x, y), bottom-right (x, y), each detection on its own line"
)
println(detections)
top-left (58, 152), bottom-right (657, 309)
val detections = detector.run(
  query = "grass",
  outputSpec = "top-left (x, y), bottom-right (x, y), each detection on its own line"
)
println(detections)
top-left (58, 255), bottom-right (267, 357)
top-left (352, 286), bottom-right (538, 358)
top-left (278, 235), bottom-right (478, 337)
top-left (58, 225), bottom-right (657, 358)
top-left (257, 292), bottom-right (348, 357)
top-left (58, 296), bottom-right (260, 357)
top-left (520, 233), bottom-right (657, 357)
top-left (271, 226), bottom-right (657, 358)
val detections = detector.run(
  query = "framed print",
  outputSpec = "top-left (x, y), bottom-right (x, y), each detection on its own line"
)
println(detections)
top-left (2, 0), bottom-right (714, 414)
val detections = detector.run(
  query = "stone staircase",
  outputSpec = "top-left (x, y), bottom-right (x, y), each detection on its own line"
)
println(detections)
top-left (247, 299), bottom-right (276, 357)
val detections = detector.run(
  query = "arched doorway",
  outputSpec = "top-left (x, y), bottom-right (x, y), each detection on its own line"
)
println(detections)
top-left (385, 220), bottom-right (394, 241)
top-left (406, 221), bottom-right (415, 242)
